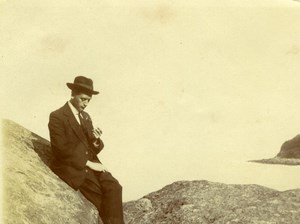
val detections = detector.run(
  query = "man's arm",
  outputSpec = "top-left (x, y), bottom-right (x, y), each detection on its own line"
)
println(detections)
top-left (84, 114), bottom-right (104, 153)
top-left (92, 127), bottom-right (103, 147)
top-left (48, 112), bottom-right (87, 170)
top-left (48, 113), bottom-right (74, 157)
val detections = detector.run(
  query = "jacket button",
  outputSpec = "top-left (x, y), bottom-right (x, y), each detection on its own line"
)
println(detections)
top-left (85, 169), bottom-right (88, 173)
top-left (85, 151), bottom-right (88, 155)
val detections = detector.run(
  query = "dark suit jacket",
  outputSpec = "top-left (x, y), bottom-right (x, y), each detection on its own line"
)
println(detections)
top-left (48, 102), bottom-right (104, 190)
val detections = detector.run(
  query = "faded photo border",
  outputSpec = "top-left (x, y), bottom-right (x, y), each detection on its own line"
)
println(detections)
top-left (1, 0), bottom-right (300, 223)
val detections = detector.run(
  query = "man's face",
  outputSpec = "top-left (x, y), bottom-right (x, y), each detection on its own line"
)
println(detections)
top-left (70, 93), bottom-right (92, 112)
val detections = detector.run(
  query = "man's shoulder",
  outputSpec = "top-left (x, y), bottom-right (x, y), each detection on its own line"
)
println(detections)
top-left (50, 103), bottom-right (69, 117)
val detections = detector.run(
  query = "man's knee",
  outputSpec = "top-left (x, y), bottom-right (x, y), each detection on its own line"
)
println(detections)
top-left (100, 172), bottom-right (122, 193)
top-left (112, 182), bottom-right (122, 192)
top-left (104, 181), bottom-right (122, 195)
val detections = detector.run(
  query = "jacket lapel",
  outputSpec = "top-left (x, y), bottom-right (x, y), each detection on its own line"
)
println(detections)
top-left (62, 103), bottom-right (90, 149)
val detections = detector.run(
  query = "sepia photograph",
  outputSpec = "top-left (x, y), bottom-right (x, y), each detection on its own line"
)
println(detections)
top-left (1, 0), bottom-right (300, 223)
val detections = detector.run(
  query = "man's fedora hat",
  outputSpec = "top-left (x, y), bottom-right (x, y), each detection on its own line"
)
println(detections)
top-left (67, 76), bottom-right (99, 95)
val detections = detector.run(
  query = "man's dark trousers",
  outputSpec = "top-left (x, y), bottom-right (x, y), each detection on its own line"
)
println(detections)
top-left (79, 171), bottom-right (124, 224)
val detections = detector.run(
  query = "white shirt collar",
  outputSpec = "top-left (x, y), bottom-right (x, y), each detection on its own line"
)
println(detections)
top-left (68, 101), bottom-right (81, 124)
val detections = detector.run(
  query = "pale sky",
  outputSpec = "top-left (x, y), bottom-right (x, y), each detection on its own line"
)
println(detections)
top-left (1, 0), bottom-right (300, 201)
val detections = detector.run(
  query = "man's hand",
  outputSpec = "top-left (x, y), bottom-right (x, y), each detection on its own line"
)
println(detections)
top-left (86, 161), bottom-right (108, 172)
top-left (92, 127), bottom-right (102, 139)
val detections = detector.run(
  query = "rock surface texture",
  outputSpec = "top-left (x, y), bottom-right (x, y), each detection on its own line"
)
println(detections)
top-left (124, 181), bottom-right (300, 224)
top-left (2, 119), bottom-right (300, 224)
top-left (2, 119), bottom-right (98, 224)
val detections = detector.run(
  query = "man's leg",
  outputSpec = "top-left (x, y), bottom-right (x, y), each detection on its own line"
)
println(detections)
top-left (79, 172), bottom-right (124, 224)
top-left (97, 172), bottom-right (124, 224)
top-left (79, 179), bottom-right (105, 221)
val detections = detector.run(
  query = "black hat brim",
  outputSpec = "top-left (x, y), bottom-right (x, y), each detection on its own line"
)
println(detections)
top-left (66, 83), bottom-right (99, 95)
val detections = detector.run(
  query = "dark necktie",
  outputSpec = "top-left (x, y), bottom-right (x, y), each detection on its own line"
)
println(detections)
top-left (78, 113), bottom-right (93, 159)
top-left (78, 113), bottom-right (89, 138)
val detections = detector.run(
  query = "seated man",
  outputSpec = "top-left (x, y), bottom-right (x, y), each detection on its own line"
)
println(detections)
top-left (48, 76), bottom-right (124, 224)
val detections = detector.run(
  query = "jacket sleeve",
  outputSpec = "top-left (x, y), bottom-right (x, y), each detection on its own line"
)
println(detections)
top-left (48, 112), bottom-right (87, 170)
top-left (85, 113), bottom-right (104, 154)
top-left (92, 138), bottom-right (104, 155)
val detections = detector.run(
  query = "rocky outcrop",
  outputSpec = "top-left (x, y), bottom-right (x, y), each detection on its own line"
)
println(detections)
top-left (250, 157), bottom-right (300, 166)
top-left (251, 134), bottom-right (300, 165)
top-left (2, 119), bottom-right (98, 224)
top-left (277, 134), bottom-right (300, 159)
top-left (124, 180), bottom-right (300, 224)
top-left (3, 119), bottom-right (300, 224)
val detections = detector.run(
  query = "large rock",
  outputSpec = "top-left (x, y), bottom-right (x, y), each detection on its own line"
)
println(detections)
top-left (277, 134), bottom-right (300, 159)
top-left (250, 134), bottom-right (300, 165)
top-left (124, 180), bottom-right (300, 224)
top-left (2, 119), bottom-right (98, 224)
top-left (3, 119), bottom-right (300, 223)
